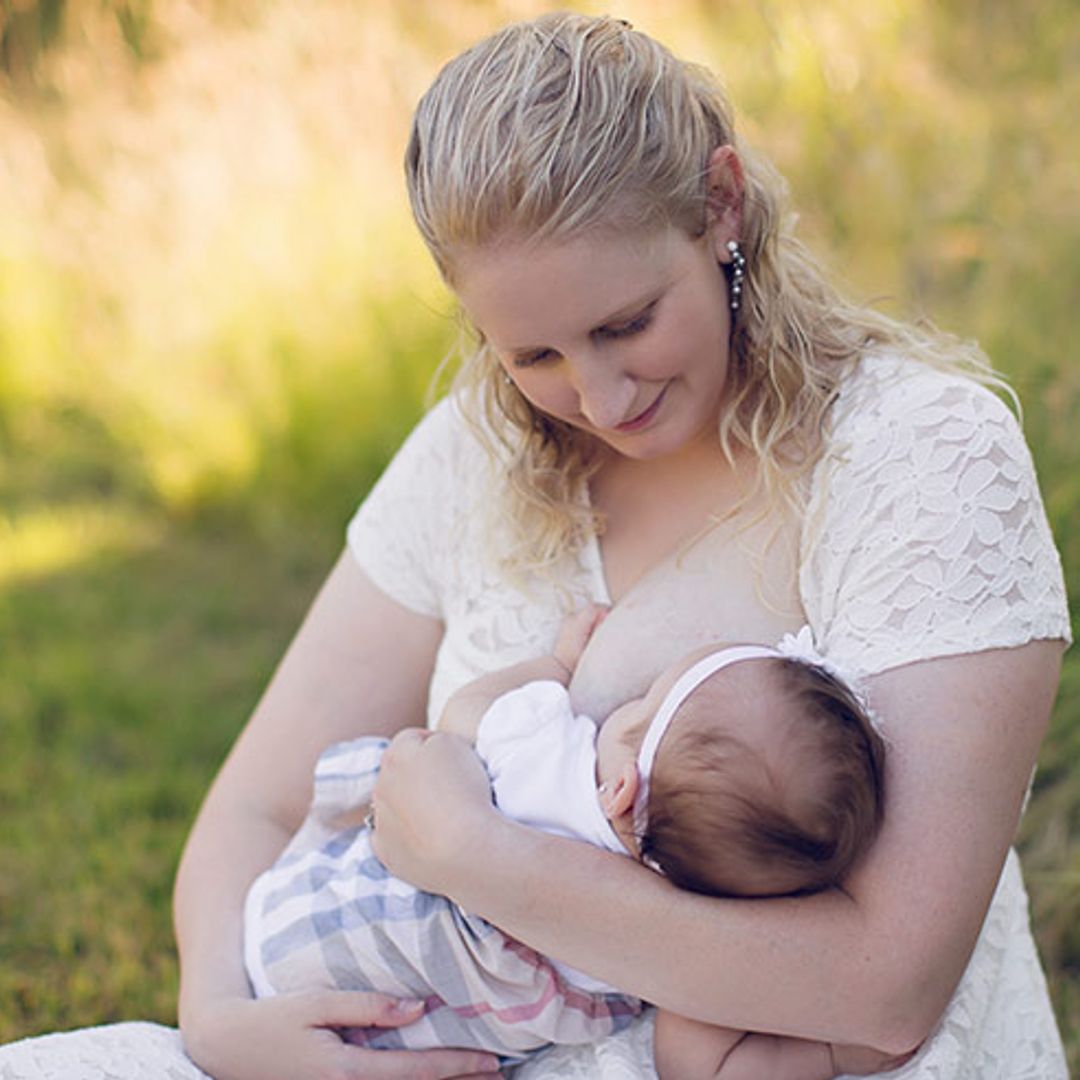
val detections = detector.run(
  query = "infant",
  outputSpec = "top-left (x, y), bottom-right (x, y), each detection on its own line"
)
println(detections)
top-left (243, 607), bottom-right (885, 1067)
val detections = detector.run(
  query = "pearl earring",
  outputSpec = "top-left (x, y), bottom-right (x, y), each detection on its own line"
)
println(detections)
top-left (726, 239), bottom-right (746, 313)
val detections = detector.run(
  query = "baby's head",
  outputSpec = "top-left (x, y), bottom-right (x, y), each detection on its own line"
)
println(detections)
top-left (596, 645), bottom-right (885, 898)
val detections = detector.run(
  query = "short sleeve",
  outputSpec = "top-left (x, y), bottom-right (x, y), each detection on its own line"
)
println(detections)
top-left (803, 357), bottom-right (1071, 677)
top-left (476, 681), bottom-right (614, 849)
top-left (346, 397), bottom-right (475, 619)
top-left (475, 681), bottom-right (577, 773)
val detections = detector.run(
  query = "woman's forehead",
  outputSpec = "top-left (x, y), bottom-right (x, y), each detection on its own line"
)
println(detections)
top-left (452, 227), bottom-right (689, 344)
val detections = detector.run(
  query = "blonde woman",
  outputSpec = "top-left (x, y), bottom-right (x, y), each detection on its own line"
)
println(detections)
top-left (0, 12), bottom-right (1069, 1080)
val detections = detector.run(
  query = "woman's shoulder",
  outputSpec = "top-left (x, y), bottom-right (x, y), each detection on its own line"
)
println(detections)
top-left (345, 392), bottom-right (499, 615)
top-left (825, 351), bottom-right (1026, 479)
top-left (833, 351), bottom-right (1015, 432)
top-left (804, 350), bottom-right (1070, 672)
top-left (382, 391), bottom-right (503, 491)
top-left (403, 391), bottom-right (483, 452)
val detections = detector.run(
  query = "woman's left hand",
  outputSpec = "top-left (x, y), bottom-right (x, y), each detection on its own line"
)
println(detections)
top-left (370, 727), bottom-right (498, 895)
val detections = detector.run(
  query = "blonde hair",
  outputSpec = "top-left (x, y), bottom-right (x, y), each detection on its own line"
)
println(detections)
top-left (406, 12), bottom-right (1001, 578)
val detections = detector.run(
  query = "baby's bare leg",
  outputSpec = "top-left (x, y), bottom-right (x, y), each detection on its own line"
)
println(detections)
top-left (712, 1033), bottom-right (835, 1079)
top-left (657, 1015), bottom-right (914, 1080)
top-left (653, 1010), bottom-right (746, 1080)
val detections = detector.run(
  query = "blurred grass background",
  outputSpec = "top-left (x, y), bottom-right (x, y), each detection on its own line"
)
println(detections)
top-left (1, 0), bottom-right (1077, 1067)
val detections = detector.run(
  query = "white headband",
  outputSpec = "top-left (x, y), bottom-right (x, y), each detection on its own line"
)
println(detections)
top-left (631, 644), bottom-right (782, 840)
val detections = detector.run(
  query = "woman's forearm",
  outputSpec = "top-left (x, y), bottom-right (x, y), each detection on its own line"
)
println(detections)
top-left (175, 551), bottom-right (444, 1033)
top-left (445, 813), bottom-right (902, 1047)
top-left (375, 745), bottom-right (895, 1045)
top-left (173, 781), bottom-right (291, 1029)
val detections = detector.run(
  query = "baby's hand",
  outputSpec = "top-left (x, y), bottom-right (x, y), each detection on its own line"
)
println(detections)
top-left (553, 603), bottom-right (609, 675)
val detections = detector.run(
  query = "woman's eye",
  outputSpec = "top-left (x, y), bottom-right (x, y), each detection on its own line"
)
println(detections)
top-left (509, 302), bottom-right (656, 367)
top-left (513, 348), bottom-right (557, 369)
top-left (600, 305), bottom-right (656, 341)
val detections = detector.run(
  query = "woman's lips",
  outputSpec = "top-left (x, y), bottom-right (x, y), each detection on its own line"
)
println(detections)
top-left (614, 383), bottom-right (670, 432)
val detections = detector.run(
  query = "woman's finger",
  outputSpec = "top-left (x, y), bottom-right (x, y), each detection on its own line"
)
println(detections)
top-left (301, 989), bottom-right (427, 1029)
top-left (371, 732), bottom-right (495, 893)
top-left (298, 992), bottom-right (502, 1078)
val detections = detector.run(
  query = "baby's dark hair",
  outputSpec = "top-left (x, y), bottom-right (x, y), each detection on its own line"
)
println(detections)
top-left (639, 657), bottom-right (885, 898)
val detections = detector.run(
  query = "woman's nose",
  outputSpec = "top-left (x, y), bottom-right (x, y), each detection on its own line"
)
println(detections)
top-left (570, 355), bottom-right (636, 430)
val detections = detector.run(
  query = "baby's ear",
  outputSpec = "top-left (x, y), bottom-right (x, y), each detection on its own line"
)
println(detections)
top-left (600, 763), bottom-right (639, 820)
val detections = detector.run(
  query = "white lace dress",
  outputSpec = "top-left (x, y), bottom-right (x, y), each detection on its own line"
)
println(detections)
top-left (0, 355), bottom-right (1070, 1079)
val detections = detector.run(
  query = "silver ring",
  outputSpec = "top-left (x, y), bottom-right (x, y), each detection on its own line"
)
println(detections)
top-left (363, 804), bottom-right (376, 830)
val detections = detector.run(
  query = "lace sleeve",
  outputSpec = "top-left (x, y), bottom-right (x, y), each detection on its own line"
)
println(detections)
top-left (802, 357), bottom-right (1071, 678)
top-left (346, 397), bottom-right (473, 619)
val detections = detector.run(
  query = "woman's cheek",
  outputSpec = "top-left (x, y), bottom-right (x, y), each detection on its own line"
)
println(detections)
top-left (515, 375), bottom-right (578, 422)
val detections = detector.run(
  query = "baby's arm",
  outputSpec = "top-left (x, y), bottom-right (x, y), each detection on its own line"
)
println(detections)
top-left (656, 1010), bottom-right (913, 1080)
top-left (438, 604), bottom-right (606, 741)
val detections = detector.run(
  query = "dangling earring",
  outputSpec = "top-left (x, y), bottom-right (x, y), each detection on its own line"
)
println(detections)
top-left (726, 239), bottom-right (746, 313)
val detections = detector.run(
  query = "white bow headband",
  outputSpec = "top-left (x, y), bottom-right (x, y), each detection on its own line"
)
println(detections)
top-left (630, 644), bottom-right (782, 839)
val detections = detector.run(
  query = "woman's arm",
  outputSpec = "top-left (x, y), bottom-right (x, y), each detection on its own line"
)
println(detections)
top-left (372, 639), bottom-right (1063, 1053)
top-left (174, 550), bottom-right (499, 1080)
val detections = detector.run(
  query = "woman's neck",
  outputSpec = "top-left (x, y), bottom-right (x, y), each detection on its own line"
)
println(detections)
top-left (590, 438), bottom-right (750, 602)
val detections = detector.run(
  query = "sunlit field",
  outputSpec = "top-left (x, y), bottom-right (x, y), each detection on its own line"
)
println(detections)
top-left (2, 0), bottom-right (1078, 1068)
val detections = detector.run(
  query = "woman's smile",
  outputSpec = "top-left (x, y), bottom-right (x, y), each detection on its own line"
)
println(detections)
top-left (614, 381), bottom-right (671, 433)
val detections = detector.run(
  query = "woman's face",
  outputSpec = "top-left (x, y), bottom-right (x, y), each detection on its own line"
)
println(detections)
top-left (452, 224), bottom-right (735, 462)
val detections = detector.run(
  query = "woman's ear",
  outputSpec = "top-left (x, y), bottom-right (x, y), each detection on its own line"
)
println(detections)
top-left (600, 762), bottom-right (640, 820)
top-left (705, 145), bottom-right (745, 261)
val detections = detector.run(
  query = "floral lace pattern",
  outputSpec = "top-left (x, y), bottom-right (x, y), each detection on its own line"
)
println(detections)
top-left (348, 396), bottom-right (604, 726)
top-left (803, 355), bottom-right (1070, 679)
top-left (1, 356), bottom-right (1069, 1078)
top-left (0, 1023), bottom-right (211, 1080)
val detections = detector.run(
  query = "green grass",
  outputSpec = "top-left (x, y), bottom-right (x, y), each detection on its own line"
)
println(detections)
top-left (0, 356), bottom-right (436, 1038)
top-left (0, 519), bottom-right (331, 1035)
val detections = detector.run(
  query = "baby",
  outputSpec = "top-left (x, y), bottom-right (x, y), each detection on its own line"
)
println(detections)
top-left (243, 607), bottom-right (886, 1074)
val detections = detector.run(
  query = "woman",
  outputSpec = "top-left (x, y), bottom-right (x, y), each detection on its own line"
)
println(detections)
top-left (1, 12), bottom-right (1069, 1080)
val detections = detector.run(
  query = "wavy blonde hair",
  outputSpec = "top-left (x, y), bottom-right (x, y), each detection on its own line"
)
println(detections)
top-left (406, 12), bottom-right (999, 578)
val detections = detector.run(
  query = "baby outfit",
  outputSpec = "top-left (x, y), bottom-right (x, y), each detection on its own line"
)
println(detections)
top-left (243, 681), bottom-right (640, 1057)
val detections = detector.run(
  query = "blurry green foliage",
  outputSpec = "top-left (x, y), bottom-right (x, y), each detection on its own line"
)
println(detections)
top-left (0, 0), bottom-right (65, 83)
top-left (0, 0), bottom-right (164, 82)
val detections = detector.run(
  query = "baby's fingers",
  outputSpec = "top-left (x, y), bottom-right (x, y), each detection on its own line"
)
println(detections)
top-left (555, 603), bottom-right (610, 669)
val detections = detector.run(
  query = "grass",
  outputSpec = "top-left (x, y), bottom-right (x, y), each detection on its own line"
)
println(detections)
top-left (1, 0), bottom-right (1078, 1070)
top-left (0, 506), bottom-right (342, 1036)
